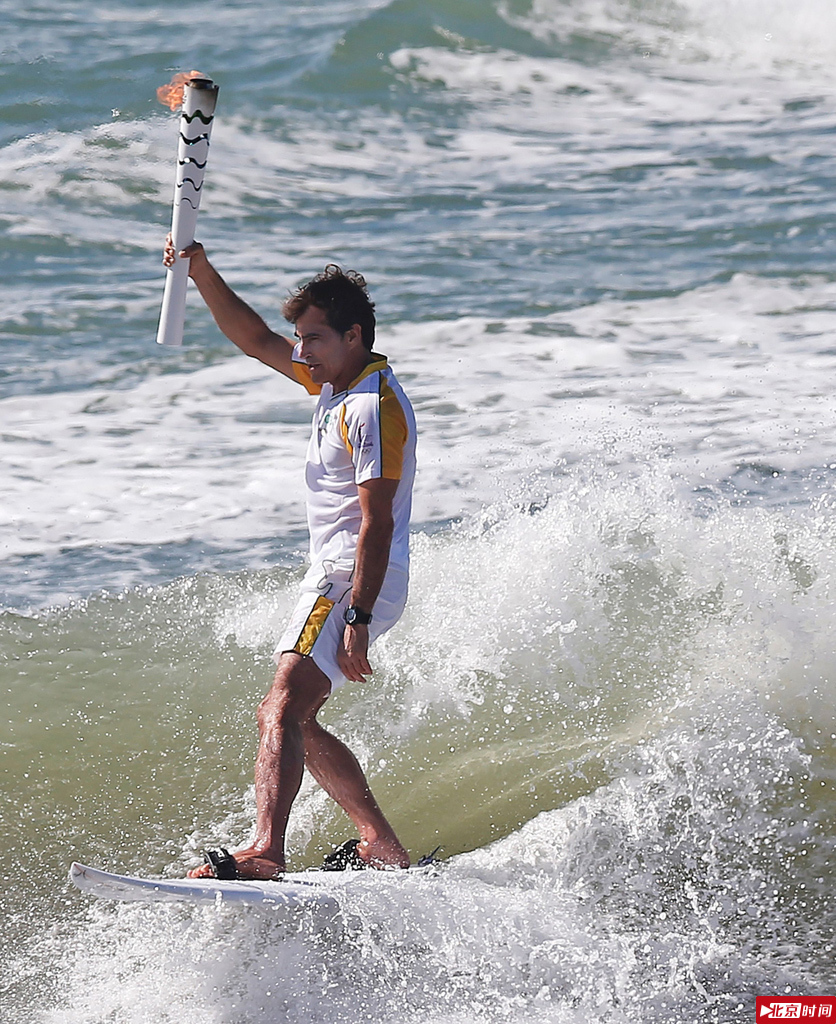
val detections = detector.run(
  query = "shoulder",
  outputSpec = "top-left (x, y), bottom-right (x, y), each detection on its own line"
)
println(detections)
top-left (345, 364), bottom-right (411, 423)
top-left (291, 343), bottom-right (322, 395)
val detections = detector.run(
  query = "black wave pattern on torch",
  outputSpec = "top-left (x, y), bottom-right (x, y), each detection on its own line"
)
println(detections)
top-left (179, 131), bottom-right (211, 146)
top-left (177, 177), bottom-right (205, 210)
top-left (182, 109), bottom-right (214, 125)
top-left (177, 104), bottom-right (214, 211)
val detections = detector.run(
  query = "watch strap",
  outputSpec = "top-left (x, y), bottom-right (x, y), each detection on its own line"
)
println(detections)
top-left (344, 605), bottom-right (373, 626)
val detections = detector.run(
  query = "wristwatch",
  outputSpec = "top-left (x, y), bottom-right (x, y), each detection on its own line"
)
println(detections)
top-left (344, 605), bottom-right (373, 626)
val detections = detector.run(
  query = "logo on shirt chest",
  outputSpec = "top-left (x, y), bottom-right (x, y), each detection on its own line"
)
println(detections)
top-left (315, 406), bottom-right (352, 468)
top-left (318, 411), bottom-right (332, 441)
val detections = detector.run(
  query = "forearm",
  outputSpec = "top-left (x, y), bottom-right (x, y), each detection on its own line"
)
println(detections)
top-left (350, 511), bottom-right (394, 613)
top-left (340, 478), bottom-right (398, 682)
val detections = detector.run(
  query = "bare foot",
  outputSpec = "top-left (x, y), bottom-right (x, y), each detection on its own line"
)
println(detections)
top-left (187, 847), bottom-right (285, 880)
top-left (357, 835), bottom-right (410, 870)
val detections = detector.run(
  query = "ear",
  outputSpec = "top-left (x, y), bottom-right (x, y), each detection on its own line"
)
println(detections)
top-left (344, 323), bottom-right (364, 348)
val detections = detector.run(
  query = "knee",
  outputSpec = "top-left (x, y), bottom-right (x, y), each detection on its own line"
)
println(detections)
top-left (258, 658), bottom-right (328, 728)
top-left (257, 668), bottom-right (296, 727)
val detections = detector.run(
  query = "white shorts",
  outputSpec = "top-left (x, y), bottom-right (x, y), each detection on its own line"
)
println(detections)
top-left (273, 564), bottom-right (408, 691)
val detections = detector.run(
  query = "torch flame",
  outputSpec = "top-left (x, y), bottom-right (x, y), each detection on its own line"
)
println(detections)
top-left (156, 70), bottom-right (206, 112)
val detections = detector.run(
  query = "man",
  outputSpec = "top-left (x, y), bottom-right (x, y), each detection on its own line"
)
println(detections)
top-left (164, 239), bottom-right (416, 878)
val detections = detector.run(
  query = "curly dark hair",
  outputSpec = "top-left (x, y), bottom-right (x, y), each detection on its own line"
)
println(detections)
top-left (282, 264), bottom-right (376, 351)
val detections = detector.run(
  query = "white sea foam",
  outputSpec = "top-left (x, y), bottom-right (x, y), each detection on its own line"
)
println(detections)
top-left (195, 455), bottom-right (836, 877)
top-left (501, 0), bottom-right (836, 76)
top-left (3, 272), bottom-right (835, 604)
top-left (7, 450), bottom-right (834, 1014)
top-left (37, 699), bottom-right (829, 1024)
top-left (7, 374), bottom-right (835, 1024)
top-left (0, 119), bottom-right (171, 239)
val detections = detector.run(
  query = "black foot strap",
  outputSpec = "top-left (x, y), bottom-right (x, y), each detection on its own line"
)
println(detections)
top-left (320, 838), bottom-right (368, 871)
top-left (203, 847), bottom-right (240, 880)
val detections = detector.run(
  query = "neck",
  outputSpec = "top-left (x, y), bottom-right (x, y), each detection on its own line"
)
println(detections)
top-left (329, 349), bottom-right (375, 393)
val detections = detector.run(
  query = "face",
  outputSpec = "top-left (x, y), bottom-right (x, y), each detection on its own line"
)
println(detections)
top-left (295, 306), bottom-right (357, 389)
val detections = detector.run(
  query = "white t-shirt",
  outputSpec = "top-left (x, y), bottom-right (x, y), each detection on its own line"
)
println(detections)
top-left (291, 347), bottom-right (417, 578)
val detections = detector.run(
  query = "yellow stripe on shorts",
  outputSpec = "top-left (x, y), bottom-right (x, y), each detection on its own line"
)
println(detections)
top-left (292, 595), bottom-right (335, 656)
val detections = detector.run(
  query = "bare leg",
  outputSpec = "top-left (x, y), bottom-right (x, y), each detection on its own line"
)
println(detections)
top-left (301, 717), bottom-right (410, 868)
top-left (188, 653), bottom-right (329, 879)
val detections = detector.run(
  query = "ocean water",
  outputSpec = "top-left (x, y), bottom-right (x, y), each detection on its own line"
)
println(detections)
top-left (2, 0), bottom-right (835, 1020)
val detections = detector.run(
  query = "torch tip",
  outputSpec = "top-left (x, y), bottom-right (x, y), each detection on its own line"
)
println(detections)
top-left (156, 70), bottom-right (209, 111)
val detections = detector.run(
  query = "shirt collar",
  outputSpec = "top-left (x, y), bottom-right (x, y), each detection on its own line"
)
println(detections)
top-left (344, 353), bottom-right (388, 392)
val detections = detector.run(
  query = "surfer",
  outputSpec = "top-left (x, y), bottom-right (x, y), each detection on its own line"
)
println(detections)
top-left (164, 239), bottom-right (415, 878)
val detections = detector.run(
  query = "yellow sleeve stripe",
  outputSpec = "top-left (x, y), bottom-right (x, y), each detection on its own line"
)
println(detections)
top-left (339, 404), bottom-right (353, 458)
top-left (292, 360), bottom-right (322, 395)
top-left (379, 378), bottom-right (408, 480)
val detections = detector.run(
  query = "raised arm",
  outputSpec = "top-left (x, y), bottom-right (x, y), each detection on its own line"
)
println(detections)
top-left (164, 238), bottom-right (296, 379)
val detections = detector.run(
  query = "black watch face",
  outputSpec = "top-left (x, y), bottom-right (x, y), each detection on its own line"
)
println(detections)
top-left (345, 606), bottom-right (370, 625)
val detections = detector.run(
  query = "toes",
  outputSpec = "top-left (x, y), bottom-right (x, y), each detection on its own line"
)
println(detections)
top-left (186, 864), bottom-right (214, 879)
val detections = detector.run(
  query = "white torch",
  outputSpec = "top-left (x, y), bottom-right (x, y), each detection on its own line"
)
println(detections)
top-left (155, 72), bottom-right (219, 347)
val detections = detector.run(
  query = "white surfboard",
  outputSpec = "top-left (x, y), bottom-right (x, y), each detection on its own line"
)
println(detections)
top-left (69, 861), bottom-right (349, 911)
